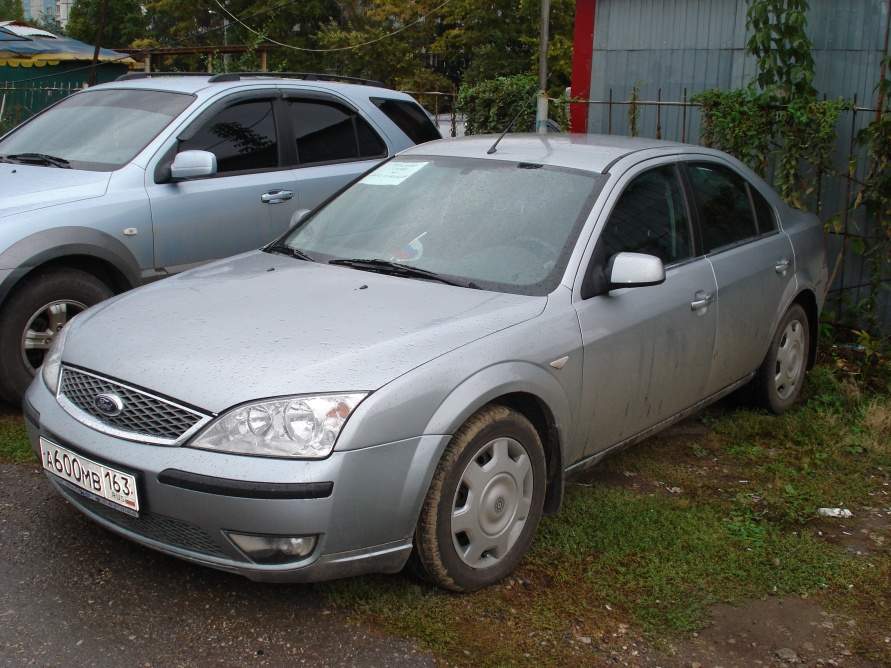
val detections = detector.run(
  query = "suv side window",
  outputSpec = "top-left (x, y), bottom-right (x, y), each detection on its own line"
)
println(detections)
top-left (601, 165), bottom-right (693, 265)
top-left (286, 99), bottom-right (386, 165)
top-left (179, 99), bottom-right (278, 174)
top-left (749, 184), bottom-right (777, 234)
top-left (687, 163), bottom-right (758, 252)
top-left (371, 97), bottom-right (441, 144)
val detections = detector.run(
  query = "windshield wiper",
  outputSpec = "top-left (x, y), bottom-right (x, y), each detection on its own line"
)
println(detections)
top-left (3, 153), bottom-right (71, 168)
top-left (265, 243), bottom-right (314, 262)
top-left (329, 258), bottom-right (477, 288)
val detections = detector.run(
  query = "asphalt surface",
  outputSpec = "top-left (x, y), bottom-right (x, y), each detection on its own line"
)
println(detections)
top-left (0, 460), bottom-right (434, 667)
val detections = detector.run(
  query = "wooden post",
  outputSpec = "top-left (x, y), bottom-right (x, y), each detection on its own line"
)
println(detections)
top-left (143, 53), bottom-right (151, 73)
top-left (259, 49), bottom-right (268, 72)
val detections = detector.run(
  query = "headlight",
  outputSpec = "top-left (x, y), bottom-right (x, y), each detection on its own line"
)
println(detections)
top-left (41, 322), bottom-right (71, 394)
top-left (189, 393), bottom-right (367, 458)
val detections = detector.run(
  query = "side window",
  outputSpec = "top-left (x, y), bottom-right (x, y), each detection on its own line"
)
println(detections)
top-left (601, 165), bottom-right (693, 265)
top-left (180, 99), bottom-right (278, 174)
top-left (749, 185), bottom-right (777, 233)
top-left (371, 97), bottom-right (442, 144)
top-left (287, 100), bottom-right (386, 165)
top-left (687, 163), bottom-right (758, 252)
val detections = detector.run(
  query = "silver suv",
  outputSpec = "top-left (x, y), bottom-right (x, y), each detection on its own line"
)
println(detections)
top-left (0, 72), bottom-right (440, 402)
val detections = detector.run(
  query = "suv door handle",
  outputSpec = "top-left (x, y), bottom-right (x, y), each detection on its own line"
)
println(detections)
top-left (261, 190), bottom-right (293, 204)
top-left (690, 290), bottom-right (714, 312)
top-left (775, 258), bottom-right (791, 275)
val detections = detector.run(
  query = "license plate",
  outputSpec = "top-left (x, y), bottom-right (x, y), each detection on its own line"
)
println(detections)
top-left (40, 438), bottom-right (139, 514)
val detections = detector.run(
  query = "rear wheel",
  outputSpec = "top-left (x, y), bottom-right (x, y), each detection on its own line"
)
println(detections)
top-left (413, 405), bottom-right (547, 592)
top-left (0, 268), bottom-right (113, 404)
top-left (751, 303), bottom-right (810, 414)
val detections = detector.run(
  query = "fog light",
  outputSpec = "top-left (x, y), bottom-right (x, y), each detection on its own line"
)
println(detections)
top-left (228, 532), bottom-right (317, 564)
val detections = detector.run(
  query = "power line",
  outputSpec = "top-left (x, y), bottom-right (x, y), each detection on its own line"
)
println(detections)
top-left (214, 0), bottom-right (453, 53)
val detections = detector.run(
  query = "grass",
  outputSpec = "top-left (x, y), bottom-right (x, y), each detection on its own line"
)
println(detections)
top-left (0, 410), bottom-right (31, 463)
top-left (321, 360), bottom-right (891, 665)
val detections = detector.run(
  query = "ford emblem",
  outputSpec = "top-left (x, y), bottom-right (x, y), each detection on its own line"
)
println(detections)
top-left (94, 393), bottom-right (124, 417)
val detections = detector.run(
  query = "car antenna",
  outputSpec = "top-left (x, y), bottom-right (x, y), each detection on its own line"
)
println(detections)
top-left (486, 106), bottom-right (527, 155)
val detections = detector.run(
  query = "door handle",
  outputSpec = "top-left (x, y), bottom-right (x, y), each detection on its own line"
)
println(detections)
top-left (775, 258), bottom-right (791, 275)
top-left (690, 290), bottom-right (714, 312)
top-left (261, 190), bottom-right (294, 204)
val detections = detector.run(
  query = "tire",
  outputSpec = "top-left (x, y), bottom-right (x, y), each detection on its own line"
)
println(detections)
top-left (0, 268), bottom-right (113, 404)
top-left (413, 404), bottom-right (547, 592)
top-left (751, 303), bottom-right (810, 414)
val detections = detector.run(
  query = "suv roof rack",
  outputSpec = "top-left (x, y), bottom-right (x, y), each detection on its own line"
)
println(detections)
top-left (116, 71), bottom-right (388, 88)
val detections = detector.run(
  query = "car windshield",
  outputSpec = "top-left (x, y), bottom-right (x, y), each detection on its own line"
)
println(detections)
top-left (282, 156), bottom-right (606, 295)
top-left (0, 89), bottom-right (194, 171)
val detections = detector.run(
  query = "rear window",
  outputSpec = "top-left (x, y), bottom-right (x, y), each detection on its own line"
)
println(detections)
top-left (371, 98), bottom-right (441, 144)
top-left (286, 99), bottom-right (387, 165)
top-left (687, 163), bottom-right (759, 253)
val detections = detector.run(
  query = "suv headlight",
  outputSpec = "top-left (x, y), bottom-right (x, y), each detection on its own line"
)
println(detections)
top-left (189, 393), bottom-right (367, 458)
top-left (41, 322), bottom-right (72, 394)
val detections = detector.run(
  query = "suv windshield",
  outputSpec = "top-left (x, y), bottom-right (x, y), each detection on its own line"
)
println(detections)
top-left (282, 156), bottom-right (605, 295)
top-left (0, 89), bottom-right (194, 172)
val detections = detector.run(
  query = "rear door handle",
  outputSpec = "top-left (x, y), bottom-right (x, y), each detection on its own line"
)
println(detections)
top-left (690, 290), bottom-right (714, 312)
top-left (775, 258), bottom-right (791, 275)
top-left (261, 190), bottom-right (294, 204)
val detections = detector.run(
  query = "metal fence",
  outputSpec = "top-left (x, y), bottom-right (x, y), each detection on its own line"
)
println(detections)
top-left (569, 92), bottom-right (891, 332)
top-left (0, 80), bottom-right (82, 132)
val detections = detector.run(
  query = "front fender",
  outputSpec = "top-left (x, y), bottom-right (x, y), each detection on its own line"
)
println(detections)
top-left (0, 227), bottom-right (141, 305)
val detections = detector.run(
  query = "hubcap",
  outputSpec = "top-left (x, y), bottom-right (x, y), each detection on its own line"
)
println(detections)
top-left (451, 437), bottom-right (534, 568)
top-left (20, 300), bottom-right (86, 373)
top-left (774, 318), bottom-right (805, 400)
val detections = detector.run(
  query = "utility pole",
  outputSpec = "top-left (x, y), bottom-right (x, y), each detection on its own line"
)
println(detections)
top-left (535, 0), bottom-right (551, 133)
top-left (88, 0), bottom-right (109, 87)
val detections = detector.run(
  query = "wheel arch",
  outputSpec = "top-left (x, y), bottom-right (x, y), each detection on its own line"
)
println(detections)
top-left (0, 228), bottom-right (141, 308)
top-left (791, 288), bottom-right (820, 369)
top-left (423, 362), bottom-right (572, 516)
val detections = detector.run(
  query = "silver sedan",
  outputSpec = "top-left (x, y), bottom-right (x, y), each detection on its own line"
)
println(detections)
top-left (24, 134), bottom-right (827, 591)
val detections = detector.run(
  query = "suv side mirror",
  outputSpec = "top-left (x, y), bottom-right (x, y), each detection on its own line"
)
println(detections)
top-left (170, 150), bottom-right (217, 180)
top-left (608, 252), bottom-right (665, 290)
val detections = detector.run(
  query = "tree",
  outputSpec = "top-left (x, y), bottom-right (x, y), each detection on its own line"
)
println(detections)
top-left (66, 0), bottom-right (148, 48)
top-left (0, 0), bottom-right (24, 22)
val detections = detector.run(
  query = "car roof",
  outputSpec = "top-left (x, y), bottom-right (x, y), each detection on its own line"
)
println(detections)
top-left (90, 75), bottom-right (408, 100)
top-left (402, 133), bottom-right (694, 173)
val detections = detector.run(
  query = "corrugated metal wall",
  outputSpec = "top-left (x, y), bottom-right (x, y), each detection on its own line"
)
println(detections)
top-left (583, 0), bottom-right (891, 329)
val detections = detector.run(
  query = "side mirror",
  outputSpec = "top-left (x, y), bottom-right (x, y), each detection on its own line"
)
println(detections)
top-left (608, 252), bottom-right (665, 290)
top-left (289, 208), bottom-right (311, 228)
top-left (170, 150), bottom-right (217, 180)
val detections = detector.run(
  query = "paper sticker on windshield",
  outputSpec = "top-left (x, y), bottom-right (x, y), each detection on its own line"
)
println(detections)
top-left (361, 161), bottom-right (427, 186)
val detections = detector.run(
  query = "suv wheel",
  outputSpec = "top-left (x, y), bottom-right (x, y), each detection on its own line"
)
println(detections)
top-left (413, 405), bottom-right (547, 591)
top-left (751, 303), bottom-right (810, 414)
top-left (0, 268), bottom-right (113, 403)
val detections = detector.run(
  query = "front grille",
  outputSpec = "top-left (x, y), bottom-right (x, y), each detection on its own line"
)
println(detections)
top-left (59, 367), bottom-right (208, 444)
top-left (57, 481), bottom-right (231, 559)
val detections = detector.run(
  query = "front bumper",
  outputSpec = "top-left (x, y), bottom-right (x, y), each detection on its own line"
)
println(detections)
top-left (25, 377), bottom-right (449, 583)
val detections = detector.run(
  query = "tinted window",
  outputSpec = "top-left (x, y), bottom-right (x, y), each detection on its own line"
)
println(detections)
top-left (287, 100), bottom-right (386, 164)
top-left (372, 98), bottom-right (441, 144)
top-left (0, 89), bottom-right (193, 171)
top-left (687, 163), bottom-right (758, 252)
top-left (749, 185), bottom-right (777, 233)
top-left (180, 99), bottom-right (278, 173)
top-left (601, 165), bottom-right (692, 265)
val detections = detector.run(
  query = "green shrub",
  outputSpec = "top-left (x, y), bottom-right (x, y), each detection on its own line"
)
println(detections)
top-left (457, 74), bottom-right (568, 136)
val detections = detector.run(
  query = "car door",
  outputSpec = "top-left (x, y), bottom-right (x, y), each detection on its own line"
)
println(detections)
top-left (683, 161), bottom-right (796, 395)
top-left (146, 92), bottom-right (296, 271)
top-left (575, 162), bottom-right (718, 457)
top-left (271, 94), bottom-right (390, 239)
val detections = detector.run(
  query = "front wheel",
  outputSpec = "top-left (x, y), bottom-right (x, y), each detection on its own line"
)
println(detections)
top-left (0, 268), bottom-right (113, 404)
top-left (751, 303), bottom-right (810, 414)
top-left (413, 405), bottom-right (547, 592)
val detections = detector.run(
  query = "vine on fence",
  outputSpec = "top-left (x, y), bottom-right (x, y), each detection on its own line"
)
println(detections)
top-left (693, 0), bottom-right (887, 340)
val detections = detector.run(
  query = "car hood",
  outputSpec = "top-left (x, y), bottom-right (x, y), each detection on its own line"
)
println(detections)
top-left (0, 163), bottom-right (110, 219)
top-left (64, 251), bottom-right (546, 413)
